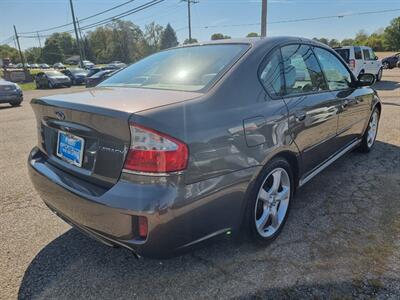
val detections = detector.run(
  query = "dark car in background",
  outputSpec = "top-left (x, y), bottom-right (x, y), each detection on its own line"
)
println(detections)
top-left (61, 68), bottom-right (89, 85)
top-left (0, 79), bottom-right (23, 106)
top-left (28, 37), bottom-right (381, 258)
top-left (35, 70), bottom-right (71, 88)
top-left (85, 69), bottom-right (116, 87)
top-left (382, 52), bottom-right (400, 69)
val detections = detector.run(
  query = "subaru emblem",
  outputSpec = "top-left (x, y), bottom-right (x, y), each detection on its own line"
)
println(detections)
top-left (55, 111), bottom-right (65, 120)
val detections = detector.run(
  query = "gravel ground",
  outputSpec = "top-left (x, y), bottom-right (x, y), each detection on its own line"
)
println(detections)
top-left (0, 70), bottom-right (399, 300)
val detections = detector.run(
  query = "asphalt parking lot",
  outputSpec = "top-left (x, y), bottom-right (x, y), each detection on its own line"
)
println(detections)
top-left (1, 71), bottom-right (399, 299)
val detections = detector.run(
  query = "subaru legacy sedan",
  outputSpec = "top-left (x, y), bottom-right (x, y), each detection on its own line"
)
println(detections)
top-left (28, 37), bottom-right (381, 258)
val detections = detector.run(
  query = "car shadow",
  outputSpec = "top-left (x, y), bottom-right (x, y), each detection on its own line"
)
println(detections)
top-left (18, 141), bottom-right (400, 299)
top-left (0, 104), bottom-right (20, 110)
top-left (374, 80), bottom-right (400, 91)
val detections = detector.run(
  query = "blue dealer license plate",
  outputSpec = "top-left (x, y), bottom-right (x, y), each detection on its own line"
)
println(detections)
top-left (56, 131), bottom-right (85, 167)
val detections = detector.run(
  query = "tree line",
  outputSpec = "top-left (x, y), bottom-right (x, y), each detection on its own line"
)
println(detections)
top-left (1, 16), bottom-right (399, 65)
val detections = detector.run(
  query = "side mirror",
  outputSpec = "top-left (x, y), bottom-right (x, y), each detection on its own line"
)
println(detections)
top-left (374, 56), bottom-right (379, 60)
top-left (357, 73), bottom-right (376, 87)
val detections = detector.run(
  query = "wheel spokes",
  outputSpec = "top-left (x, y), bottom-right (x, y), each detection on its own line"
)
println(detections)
top-left (270, 170), bottom-right (282, 194)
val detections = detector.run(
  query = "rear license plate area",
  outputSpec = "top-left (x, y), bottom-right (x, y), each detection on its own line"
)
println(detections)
top-left (56, 131), bottom-right (85, 167)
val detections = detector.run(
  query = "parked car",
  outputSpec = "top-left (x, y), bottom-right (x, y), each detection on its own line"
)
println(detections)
top-left (0, 79), bottom-right (23, 106)
top-left (28, 37), bottom-right (381, 258)
top-left (334, 46), bottom-right (382, 81)
top-left (53, 62), bottom-right (66, 69)
top-left (381, 52), bottom-right (400, 69)
top-left (80, 60), bottom-right (95, 69)
top-left (30, 63), bottom-right (39, 69)
top-left (15, 63), bottom-right (31, 69)
top-left (85, 69), bottom-right (116, 87)
top-left (39, 63), bottom-right (50, 69)
top-left (107, 61), bottom-right (127, 69)
top-left (86, 67), bottom-right (103, 78)
top-left (35, 70), bottom-right (71, 88)
top-left (61, 68), bottom-right (89, 85)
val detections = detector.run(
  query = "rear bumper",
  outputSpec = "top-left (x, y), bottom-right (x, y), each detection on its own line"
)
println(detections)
top-left (28, 147), bottom-right (255, 258)
top-left (0, 94), bottom-right (23, 103)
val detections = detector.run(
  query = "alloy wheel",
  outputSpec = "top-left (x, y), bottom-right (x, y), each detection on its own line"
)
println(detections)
top-left (367, 111), bottom-right (379, 148)
top-left (254, 168), bottom-right (290, 238)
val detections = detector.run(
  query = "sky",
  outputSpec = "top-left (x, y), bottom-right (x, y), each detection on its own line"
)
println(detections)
top-left (0, 0), bottom-right (399, 50)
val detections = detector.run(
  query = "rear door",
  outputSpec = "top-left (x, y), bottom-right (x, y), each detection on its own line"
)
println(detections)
top-left (281, 44), bottom-right (342, 173)
top-left (313, 47), bottom-right (372, 147)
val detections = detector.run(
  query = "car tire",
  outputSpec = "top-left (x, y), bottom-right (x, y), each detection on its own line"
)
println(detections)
top-left (246, 157), bottom-right (294, 245)
top-left (376, 68), bottom-right (383, 82)
top-left (358, 107), bottom-right (380, 153)
top-left (10, 101), bottom-right (22, 107)
top-left (35, 81), bottom-right (41, 89)
top-left (382, 62), bottom-right (389, 69)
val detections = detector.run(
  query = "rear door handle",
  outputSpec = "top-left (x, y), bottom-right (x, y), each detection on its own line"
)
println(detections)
top-left (294, 111), bottom-right (306, 122)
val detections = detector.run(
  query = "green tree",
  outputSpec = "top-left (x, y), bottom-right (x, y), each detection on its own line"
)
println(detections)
top-left (47, 32), bottom-right (76, 56)
top-left (366, 33), bottom-right (384, 51)
top-left (42, 38), bottom-right (64, 64)
top-left (143, 22), bottom-right (164, 54)
top-left (160, 23), bottom-right (178, 50)
top-left (313, 37), bottom-right (329, 45)
top-left (0, 45), bottom-right (20, 63)
top-left (246, 32), bottom-right (259, 37)
top-left (109, 20), bottom-right (145, 63)
top-left (183, 38), bottom-right (198, 44)
top-left (341, 38), bottom-right (355, 46)
top-left (354, 30), bottom-right (369, 45)
top-left (328, 39), bottom-right (340, 48)
top-left (383, 17), bottom-right (400, 51)
top-left (211, 33), bottom-right (231, 40)
top-left (87, 26), bottom-right (112, 63)
top-left (24, 47), bottom-right (42, 63)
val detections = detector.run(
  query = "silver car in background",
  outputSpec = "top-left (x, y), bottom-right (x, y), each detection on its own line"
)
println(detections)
top-left (28, 37), bottom-right (381, 258)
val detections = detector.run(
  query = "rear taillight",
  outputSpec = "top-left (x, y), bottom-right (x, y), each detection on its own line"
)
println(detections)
top-left (349, 59), bottom-right (355, 70)
top-left (123, 124), bottom-right (188, 173)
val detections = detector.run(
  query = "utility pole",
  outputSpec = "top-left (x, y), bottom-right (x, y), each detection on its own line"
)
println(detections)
top-left (36, 31), bottom-right (42, 48)
top-left (76, 18), bottom-right (86, 60)
top-left (261, 0), bottom-right (267, 37)
top-left (69, 0), bottom-right (84, 67)
top-left (182, 0), bottom-right (198, 43)
top-left (37, 32), bottom-right (42, 62)
top-left (13, 25), bottom-right (26, 69)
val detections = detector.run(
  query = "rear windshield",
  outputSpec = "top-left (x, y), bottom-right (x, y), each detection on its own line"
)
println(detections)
top-left (334, 49), bottom-right (350, 63)
top-left (99, 44), bottom-right (249, 92)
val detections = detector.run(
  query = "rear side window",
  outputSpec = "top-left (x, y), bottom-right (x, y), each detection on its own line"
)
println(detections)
top-left (314, 47), bottom-right (352, 90)
top-left (259, 49), bottom-right (283, 97)
top-left (354, 47), bottom-right (362, 60)
top-left (335, 49), bottom-right (350, 63)
top-left (281, 44), bottom-right (328, 96)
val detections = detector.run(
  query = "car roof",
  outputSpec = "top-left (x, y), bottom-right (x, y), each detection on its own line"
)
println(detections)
top-left (177, 36), bottom-right (323, 50)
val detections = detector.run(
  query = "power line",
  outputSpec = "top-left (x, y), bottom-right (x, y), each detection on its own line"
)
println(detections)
top-left (79, 0), bottom-right (165, 31)
top-left (19, 0), bottom-right (139, 34)
top-left (190, 7), bottom-right (400, 30)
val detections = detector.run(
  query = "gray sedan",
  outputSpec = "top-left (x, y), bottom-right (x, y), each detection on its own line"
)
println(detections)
top-left (28, 37), bottom-right (381, 258)
top-left (0, 79), bottom-right (23, 106)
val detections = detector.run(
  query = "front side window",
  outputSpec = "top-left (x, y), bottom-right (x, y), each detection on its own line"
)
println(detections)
top-left (259, 49), bottom-right (283, 97)
top-left (314, 47), bottom-right (352, 90)
top-left (100, 44), bottom-right (249, 92)
top-left (281, 44), bottom-right (327, 96)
